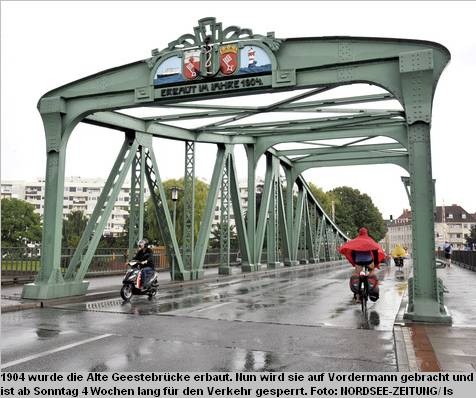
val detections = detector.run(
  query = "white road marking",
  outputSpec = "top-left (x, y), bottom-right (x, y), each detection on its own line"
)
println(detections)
top-left (1, 333), bottom-right (113, 369)
top-left (193, 302), bottom-right (230, 312)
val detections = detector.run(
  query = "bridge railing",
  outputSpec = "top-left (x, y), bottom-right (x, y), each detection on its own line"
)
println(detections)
top-left (1, 246), bottom-right (241, 283)
top-left (437, 249), bottom-right (476, 271)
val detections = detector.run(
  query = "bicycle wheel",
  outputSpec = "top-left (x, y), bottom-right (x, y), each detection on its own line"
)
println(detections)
top-left (360, 281), bottom-right (368, 319)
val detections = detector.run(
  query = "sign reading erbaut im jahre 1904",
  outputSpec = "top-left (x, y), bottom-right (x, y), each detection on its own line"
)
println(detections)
top-left (156, 75), bottom-right (272, 99)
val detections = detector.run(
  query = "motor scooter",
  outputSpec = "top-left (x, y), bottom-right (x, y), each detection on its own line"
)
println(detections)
top-left (120, 261), bottom-right (159, 301)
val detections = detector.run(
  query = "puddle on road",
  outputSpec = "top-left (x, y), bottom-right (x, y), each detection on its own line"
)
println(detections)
top-left (54, 265), bottom-right (407, 334)
top-left (85, 338), bottom-right (156, 372)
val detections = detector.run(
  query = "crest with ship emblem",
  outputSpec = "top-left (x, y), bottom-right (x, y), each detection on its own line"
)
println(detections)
top-left (150, 18), bottom-right (280, 92)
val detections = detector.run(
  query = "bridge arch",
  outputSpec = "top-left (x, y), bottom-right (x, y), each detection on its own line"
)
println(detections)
top-left (23, 17), bottom-right (450, 324)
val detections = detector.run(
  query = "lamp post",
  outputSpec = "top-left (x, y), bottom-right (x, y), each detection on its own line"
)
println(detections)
top-left (171, 186), bottom-right (179, 280)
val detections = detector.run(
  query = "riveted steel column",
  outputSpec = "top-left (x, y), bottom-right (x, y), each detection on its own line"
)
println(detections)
top-left (22, 108), bottom-right (82, 299)
top-left (242, 144), bottom-right (259, 272)
top-left (267, 157), bottom-right (280, 269)
top-left (399, 49), bottom-right (450, 323)
top-left (219, 153), bottom-right (231, 275)
top-left (305, 201), bottom-right (316, 263)
top-left (322, 219), bottom-right (330, 261)
top-left (229, 151), bottom-right (251, 265)
top-left (22, 148), bottom-right (69, 298)
top-left (404, 123), bottom-right (450, 322)
top-left (283, 167), bottom-right (299, 266)
top-left (277, 180), bottom-right (291, 264)
top-left (128, 146), bottom-right (145, 256)
top-left (299, 193), bottom-right (309, 265)
top-left (183, 141), bottom-right (196, 276)
top-left (292, 188), bottom-right (304, 262)
top-left (255, 153), bottom-right (274, 266)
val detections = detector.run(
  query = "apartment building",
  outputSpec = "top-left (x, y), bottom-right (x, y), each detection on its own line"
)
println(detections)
top-left (435, 205), bottom-right (476, 250)
top-left (1, 177), bottom-right (149, 237)
top-left (385, 205), bottom-right (476, 253)
top-left (3, 176), bottom-right (289, 239)
top-left (385, 209), bottom-right (413, 255)
top-left (211, 178), bottom-right (264, 233)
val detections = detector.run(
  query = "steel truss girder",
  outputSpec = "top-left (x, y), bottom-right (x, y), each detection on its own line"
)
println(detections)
top-left (196, 86), bottom-right (331, 132)
top-left (255, 124), bottom-right (408, 157)
top-left (266, 157), bottom-right (280, 266)
top-left (294, 153), bottom-right (409, 175)
top-left (293, 147), bottom-right (406, 163)
top-left (200, 112), bottom-right (403, 133)
top-left (219, 153), bottom-right (231, 273)
top-left (193, 145), bottom-right (231, 274)
top-left (278, 143), bottom-right (404, 158)
top-left (142, 93), bottom-right (395, 122)
top-left (255, 153), bottom-right (274, 265)
top-left (229, 151), bottom-right (251, 264)
top-left (182, 141), bottom-right (195, 272)
top-left (292, 188), bottom-right (305, 261)
top-left (143, 145), bottom-right (186, 278)
top-left (277, 180), bottom-right (291, 262)
top-left (128, 146), bottom-right (145, 255)
top-left (305, 200), bottom-right (316, 261)
top-left (64, 138), bottom-right (139, 281)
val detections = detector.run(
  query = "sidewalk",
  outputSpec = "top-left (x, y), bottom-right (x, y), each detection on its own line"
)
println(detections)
top-left (394, 262), bottom-right (476, 372)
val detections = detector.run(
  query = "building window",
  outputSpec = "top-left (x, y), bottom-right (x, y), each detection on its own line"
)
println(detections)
top-left (462, 214), bottom-right (467, 219)
top-left (447, 213), bottom-right (453, 219)
top-left (70, 187), bottom-right (76, 192)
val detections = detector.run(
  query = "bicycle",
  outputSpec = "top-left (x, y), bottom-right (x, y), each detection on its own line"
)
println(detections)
top-left (357, 266), bottom-right (371, 320)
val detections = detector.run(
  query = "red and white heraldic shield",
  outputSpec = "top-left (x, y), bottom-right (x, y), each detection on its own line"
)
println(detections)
top-left (183, 50), bottom-right (200, 80)
top-left (219, 45), bottom-right (238, 75)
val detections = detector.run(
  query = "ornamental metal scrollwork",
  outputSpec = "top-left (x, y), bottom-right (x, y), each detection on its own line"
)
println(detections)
top-left (147, 17), bottom-right (282, 69)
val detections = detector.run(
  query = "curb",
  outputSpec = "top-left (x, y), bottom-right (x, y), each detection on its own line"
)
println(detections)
top-left (1, 302), bottom-right (42, 313)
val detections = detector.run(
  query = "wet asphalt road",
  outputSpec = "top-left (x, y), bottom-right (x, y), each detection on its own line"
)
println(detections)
top-left (1, 263), bottom-right (409, 371)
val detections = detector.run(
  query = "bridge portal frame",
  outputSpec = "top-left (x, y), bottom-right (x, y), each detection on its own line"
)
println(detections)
top-left (22, 17), bottom-right (451, 323)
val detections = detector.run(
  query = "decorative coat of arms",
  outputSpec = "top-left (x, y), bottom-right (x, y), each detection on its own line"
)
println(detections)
top-left (150, 18), bottom-right (282, 87)
top-left (183, 50), bottom-right (200, 80)
top-left (219, 45), bottom-right (238, 75)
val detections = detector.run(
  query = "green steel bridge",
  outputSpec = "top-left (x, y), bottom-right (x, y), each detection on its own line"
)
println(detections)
top-left (22, 18), bottom-right (451, 324)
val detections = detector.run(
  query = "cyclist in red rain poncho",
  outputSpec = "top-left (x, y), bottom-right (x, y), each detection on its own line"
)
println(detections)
top-left (339, 227), bottom-right (386, 302)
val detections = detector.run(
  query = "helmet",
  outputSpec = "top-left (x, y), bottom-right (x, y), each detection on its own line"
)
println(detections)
top-left (138, 239), bottom-right (149, 248)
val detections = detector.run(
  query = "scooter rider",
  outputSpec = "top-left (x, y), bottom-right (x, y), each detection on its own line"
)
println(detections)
top-left (133, 239), bottom-right (155, 288)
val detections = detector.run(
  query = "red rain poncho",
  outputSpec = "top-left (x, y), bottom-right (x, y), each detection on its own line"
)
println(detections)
top-left (339, 227), bottom-right (386, 268)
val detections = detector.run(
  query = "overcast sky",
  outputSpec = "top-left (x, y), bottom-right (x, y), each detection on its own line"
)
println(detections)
top-left (2, 1), bottom-right (475, 220)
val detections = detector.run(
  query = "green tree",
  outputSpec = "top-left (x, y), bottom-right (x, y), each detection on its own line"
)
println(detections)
top-left (62, 210), bottom-right (88, 247)
top-left (465, 225), bottom-right (476, 249)
top-left (146, 178), bottom-right (209, 246)
top-left (1, 198), bottom-right (42, 246)
top-left (330, 186), bottom-right (387, 241)
top-left (307, 182), bottom-right (334, 215)
top-left (209, 222), bottom-right (238, 250)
